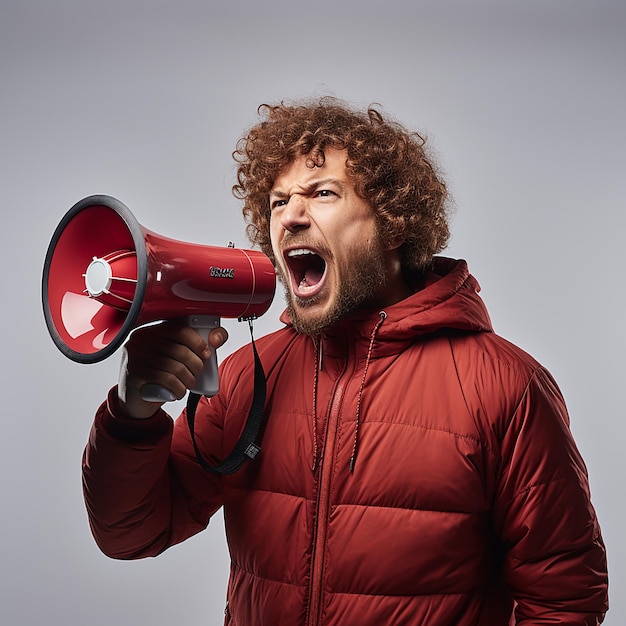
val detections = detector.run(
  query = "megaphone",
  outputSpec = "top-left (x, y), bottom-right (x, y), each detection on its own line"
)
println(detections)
top-left (42, 194), bottom-right (276, 400)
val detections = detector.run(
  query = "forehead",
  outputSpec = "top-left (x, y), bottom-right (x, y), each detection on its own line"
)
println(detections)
top-left (271, 148), bottom-right (350, 192)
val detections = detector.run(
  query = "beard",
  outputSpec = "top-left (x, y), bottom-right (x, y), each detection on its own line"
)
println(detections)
top-left (277, 237), bottom-right (388, 336)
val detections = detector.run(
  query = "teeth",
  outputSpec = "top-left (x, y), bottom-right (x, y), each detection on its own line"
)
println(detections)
top-left (287, 248), bottom-right (315, 257)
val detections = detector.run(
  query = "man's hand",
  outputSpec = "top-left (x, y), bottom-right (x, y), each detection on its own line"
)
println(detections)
top-left (116, 320), bottom-right (229, 419)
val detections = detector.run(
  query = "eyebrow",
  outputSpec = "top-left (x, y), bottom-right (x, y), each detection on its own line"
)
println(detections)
top-left (269, 177), bottom-right (347, 199)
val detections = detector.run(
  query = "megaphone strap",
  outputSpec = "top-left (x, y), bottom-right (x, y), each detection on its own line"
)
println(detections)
top-left (185, 326), bottom-right (266, 475)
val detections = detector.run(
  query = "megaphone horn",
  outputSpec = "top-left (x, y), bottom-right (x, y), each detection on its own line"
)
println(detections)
top-left (42, 195), bottom-right (276, 399)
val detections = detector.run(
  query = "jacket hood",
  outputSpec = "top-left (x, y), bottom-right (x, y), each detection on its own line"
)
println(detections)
top-left (280, 257), bottom-right (493, 353)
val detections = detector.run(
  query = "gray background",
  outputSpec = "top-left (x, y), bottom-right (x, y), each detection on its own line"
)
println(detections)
top-left (2, 1), bottom-right (624, 624)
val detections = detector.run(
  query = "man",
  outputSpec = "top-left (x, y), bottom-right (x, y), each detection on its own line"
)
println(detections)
top-left (82, 98), bottom-right (609, 624)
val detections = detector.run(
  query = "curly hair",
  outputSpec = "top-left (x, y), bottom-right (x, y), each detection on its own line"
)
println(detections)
top-left (233, 97), bottom-right (450, 272)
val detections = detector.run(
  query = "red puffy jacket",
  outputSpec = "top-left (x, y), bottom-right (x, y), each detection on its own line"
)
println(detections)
top-left (83, 258), bottom-right (608, 625)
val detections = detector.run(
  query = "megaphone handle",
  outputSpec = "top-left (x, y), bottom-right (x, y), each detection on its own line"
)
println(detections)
top-left (188, 314), bottom-right (221, 397)
top-left (140, 315), bottom-right (221, 403)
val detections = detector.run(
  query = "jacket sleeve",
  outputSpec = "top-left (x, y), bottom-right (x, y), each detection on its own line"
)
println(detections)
top-left (82, 387), bottom-right (225, 560)
top-left (492, 367), bottom-right (609, 624)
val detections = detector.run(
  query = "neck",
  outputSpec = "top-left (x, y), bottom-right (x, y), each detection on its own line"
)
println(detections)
top-left (376, 251), bottom-right (413, 308)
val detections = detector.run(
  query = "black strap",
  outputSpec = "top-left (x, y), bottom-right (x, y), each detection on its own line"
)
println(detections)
top-left (186, 320), bottom-right (266, 475)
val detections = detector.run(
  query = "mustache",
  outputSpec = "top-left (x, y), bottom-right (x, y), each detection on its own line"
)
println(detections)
top-left (280, 234), bottom-right (333, 260)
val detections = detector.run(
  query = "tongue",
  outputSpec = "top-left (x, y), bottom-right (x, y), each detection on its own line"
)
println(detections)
top-left (304, 266), bottom-right (324, 287)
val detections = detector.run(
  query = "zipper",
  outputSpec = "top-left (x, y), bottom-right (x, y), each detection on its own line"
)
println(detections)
top-left (307, 347), bottom-right (355, 626)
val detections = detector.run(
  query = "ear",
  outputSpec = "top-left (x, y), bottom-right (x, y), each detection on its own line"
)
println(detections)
top-left (383, 231), bottom-right (405, 252)
top-left (376, 216), bottom-right (405, 251)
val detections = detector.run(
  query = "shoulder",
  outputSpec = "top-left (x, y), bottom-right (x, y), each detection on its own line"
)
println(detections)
top-left (443, 330), bottom-right (567, 435)
top-left (447, 330), bottom-right (544, 392)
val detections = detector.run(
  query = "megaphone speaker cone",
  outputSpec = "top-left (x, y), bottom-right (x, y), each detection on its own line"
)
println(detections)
top-left (42, 196), bottom-right (147, 364)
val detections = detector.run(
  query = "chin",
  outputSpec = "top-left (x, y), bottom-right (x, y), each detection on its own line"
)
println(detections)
top-left (287, 300), bottom-right (332, 335)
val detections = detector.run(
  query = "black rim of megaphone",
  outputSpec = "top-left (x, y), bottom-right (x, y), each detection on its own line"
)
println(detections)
top-left (42, 194), bottom-right (148, 364)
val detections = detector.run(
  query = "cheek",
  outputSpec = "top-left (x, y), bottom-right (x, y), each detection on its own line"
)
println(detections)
top-left (269, 222), bottom-right (282, 256)
top-left (340, 221), bottom-right (377, 252)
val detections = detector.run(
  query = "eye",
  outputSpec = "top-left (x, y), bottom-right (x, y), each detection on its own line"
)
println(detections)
top-left (270, 198), bottom-right (288, 210)
top-left (315, 189), bottom-right (337, 199)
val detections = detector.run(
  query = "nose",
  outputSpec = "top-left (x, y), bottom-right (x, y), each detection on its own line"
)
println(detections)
top-left (279, 194), bottom-right (310, 234)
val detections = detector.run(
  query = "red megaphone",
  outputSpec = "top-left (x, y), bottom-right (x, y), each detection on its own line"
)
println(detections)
top-left (42, 195), bottom-right (276, 399)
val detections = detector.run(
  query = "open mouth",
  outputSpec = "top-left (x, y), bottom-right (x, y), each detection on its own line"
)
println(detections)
top-left (285, 248), bottom-right (327, 298)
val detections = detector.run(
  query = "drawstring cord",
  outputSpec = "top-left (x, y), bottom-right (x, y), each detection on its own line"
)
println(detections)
top-left (311, 337), bottom-right (321, 473)
top-left (310, 311), bottom-right (387, 474)
top-left (349, 311), bottom-right (387, 472)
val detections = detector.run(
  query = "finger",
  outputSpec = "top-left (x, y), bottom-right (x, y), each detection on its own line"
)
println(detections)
top-left (125, 337), bottom-right (203, 391)
top-left (150, 322), bottom-right (210, 356)
top-left (208, 326), bottom-right (229, 349)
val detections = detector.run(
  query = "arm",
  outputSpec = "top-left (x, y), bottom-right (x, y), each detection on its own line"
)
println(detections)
top-left (82, 387), bottom-right (225, 559)
top-left (492, 368), bottom-right (608, 623)
top-left (82, 321), bottom-right (228, 559)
